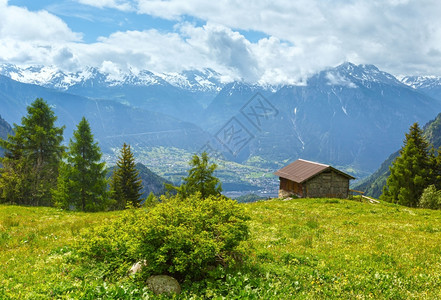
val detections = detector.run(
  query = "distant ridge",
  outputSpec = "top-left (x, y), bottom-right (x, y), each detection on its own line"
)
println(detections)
top-left (0, 115), bottom-right (13, 156)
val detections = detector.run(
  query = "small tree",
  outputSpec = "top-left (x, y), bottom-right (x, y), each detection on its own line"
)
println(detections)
top-left (110, 143), bottom-right (143, 209)
top-left (429, 147), bottom-right (441, 190)
top-left (381, 123), bottom-right (432, 207)
top-left (0, 98), bottom-right (64, 206)
top-left (169, 152), bottom-right (222, 199)
top-left (419, 185), bottom-right (441, 209)
top-left (53, 117), bottom-right (109, 211)
top-left (78, 193), bottom-right (250, 281)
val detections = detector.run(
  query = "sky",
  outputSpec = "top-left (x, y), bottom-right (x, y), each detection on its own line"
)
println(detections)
top-left (1, 0), bottom-right (441, 84)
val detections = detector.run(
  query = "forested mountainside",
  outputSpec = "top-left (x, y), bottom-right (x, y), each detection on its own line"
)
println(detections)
top-left (353, 113), bottom-right (441, 197)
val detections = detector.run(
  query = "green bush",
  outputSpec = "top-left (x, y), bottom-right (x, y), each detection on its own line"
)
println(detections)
top-left (78, 193), bottom-right (250, 281)
top-left (419, 185), bottom-right (441, 209)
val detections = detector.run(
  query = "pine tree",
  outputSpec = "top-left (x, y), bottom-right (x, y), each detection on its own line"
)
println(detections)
top-left (429, 147), bottom-right (441, 190)
top-left (381, 123), bottom-right (432, 207)
top-left (169, 152), bottom-right (222, 199)
top-left (0, 98), bottom-right (64, 206)
top-left (53, 117), bottom-right (109, 211)
top-left (110, 143), bottom-right (143, 209)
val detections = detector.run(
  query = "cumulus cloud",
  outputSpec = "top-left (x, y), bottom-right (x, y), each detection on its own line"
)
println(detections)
top-left (180, 23), bottom-right (261, 82)
top-left (0, 1), bottom-right (82, 42)
top-left (2, 0), bottom-right (441, 83)
top-left (133, 0), bottom-right (441, 77)
top-left (53, 47), bottom-right (79, 71)
top-left (0, 0), bottom-right (82, 66)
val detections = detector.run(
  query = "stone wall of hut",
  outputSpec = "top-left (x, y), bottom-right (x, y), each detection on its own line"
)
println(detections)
top-left (304, 170), bottom-right (349, 198)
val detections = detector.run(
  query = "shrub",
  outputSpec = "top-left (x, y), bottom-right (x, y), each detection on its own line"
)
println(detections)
top-left (78, 193), bottom-right (250, 281)
top-left (419, 185), bottom-right (441, 209)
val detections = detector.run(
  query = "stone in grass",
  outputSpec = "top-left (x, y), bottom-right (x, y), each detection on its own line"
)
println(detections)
top-left (146, 275), bottom-right (181, 296)
top-left (128, 260), bottom-right (148, 275)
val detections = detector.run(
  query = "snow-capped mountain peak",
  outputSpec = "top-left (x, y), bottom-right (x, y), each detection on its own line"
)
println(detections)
top-left (314, 62), bottom-right (402, 88)
top-left (0, 63), bottom-right (225, 93)
top-left (400, 75), bottom-right (441, 89)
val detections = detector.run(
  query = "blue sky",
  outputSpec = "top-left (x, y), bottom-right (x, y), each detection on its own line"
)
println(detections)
top-left (2, 0), bottom-right (441, 84)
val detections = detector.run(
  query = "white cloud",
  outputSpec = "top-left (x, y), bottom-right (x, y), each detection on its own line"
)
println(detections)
top-left (133, 0), bottom-right (441, 77)
top-left (2, 0), bottom-right (441, 84)
top-left (325, 72), bottom-right (357, 88)
top-left (77, 0), bottom-right (134, 11)
top-left (0, 1), bottom-right (82, 42)
top-left (0, 0), bottom-right (82, 68)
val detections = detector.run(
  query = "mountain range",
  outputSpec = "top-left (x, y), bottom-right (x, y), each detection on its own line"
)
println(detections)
top-left (0, 74), bottom-right (209, 153)
top-left (1, 62), bottom-right (441, 194)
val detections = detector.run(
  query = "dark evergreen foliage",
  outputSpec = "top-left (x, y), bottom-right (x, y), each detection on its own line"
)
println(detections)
top-left (109, 143), bottom-right (143, 209)
top-left (107, 162), bottom-right (171, 199)
top-left (53, 117), bottom-right (109, 211)
top-left (353, 113), bottom-right (441, 198)
top-left (0, 98), bottom-right (64, 206)
top-left (381, 123), bottom-right (433, 207)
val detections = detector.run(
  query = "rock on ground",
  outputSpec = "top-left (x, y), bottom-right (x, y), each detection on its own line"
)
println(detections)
top-left (146, 275), bottom-right (181, 296)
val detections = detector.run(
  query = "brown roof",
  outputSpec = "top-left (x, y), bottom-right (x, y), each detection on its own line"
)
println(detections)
top-left (274, 159), bottom-right (355, 183)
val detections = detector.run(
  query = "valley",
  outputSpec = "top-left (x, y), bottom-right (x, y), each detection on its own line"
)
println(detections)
top-left (1, 62), bottom-right (441, 196)
top-left (106, 146), bottom-right (280, 198)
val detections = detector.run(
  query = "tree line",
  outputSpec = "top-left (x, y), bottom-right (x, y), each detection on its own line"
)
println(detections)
top-left (381, 122), bottom-right (441, 209)
top-left (0, 98), bottom-right (223, 211)
top-left (0, 98), bottom-right (148, 211)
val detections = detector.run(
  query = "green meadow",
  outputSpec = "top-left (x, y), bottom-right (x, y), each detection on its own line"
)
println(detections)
top-left (1, 197), bottom-right (441, 299)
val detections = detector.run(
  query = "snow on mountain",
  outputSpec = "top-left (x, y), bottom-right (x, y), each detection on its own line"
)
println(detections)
top-left (157, 69), bottom-right (225, 93)
top-left (400, 75), bottom-right (441, 90)
top-left (0, 63), bottom-right (225, 93)
top-left (318, 62), bottom-right (403, 89)
top-left (399, 75), bottom-right (441, 101)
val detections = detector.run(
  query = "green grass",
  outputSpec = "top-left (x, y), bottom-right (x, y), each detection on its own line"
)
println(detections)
top-left (0, 206), bottom-right (120, 299)
top-left (243, 198), bottom-right (441, 298)
top-left (2, 198), bottom-right (441, 298)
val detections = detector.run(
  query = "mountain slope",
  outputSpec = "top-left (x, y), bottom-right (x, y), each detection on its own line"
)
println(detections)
top-left (0, 115), bottom-right (12, 140)
top-left (353, 112), bottom-right (441, 197)
top-left (202, 81), bottom-right (275, 132)
top-left (243, 62), bottom-right (441, 173)
top-left (0, 115), bottom-right (13, 156)
top-left (401, 76), bottom-right (441, 101)
top-left (0, 64), bottom-right (225, 123)
top-left (107, 162), bottom-right (171, 198)
top-left (0, 75), bottom-right (209, 152)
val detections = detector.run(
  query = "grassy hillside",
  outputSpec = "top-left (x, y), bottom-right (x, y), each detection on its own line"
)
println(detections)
top-left (2, 198), bottom-right (441, 298)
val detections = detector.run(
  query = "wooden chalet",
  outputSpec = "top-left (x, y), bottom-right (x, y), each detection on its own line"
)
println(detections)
top-left (274, 159), bottom-right (355, 198)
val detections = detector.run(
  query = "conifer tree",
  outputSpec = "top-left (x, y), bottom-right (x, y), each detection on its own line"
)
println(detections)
top-left (0, 98), bottom-right (64, 205)
top-left (110, 143), bottom-right (143, 209)
top-left (53, 117), bottom-right (109, 211)
top-left (169, 152), bottom-right (222, 199)
top-left (429, 147), bottom-right (441, 190)
top-left (381, 123), bottom-right (432, 207)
